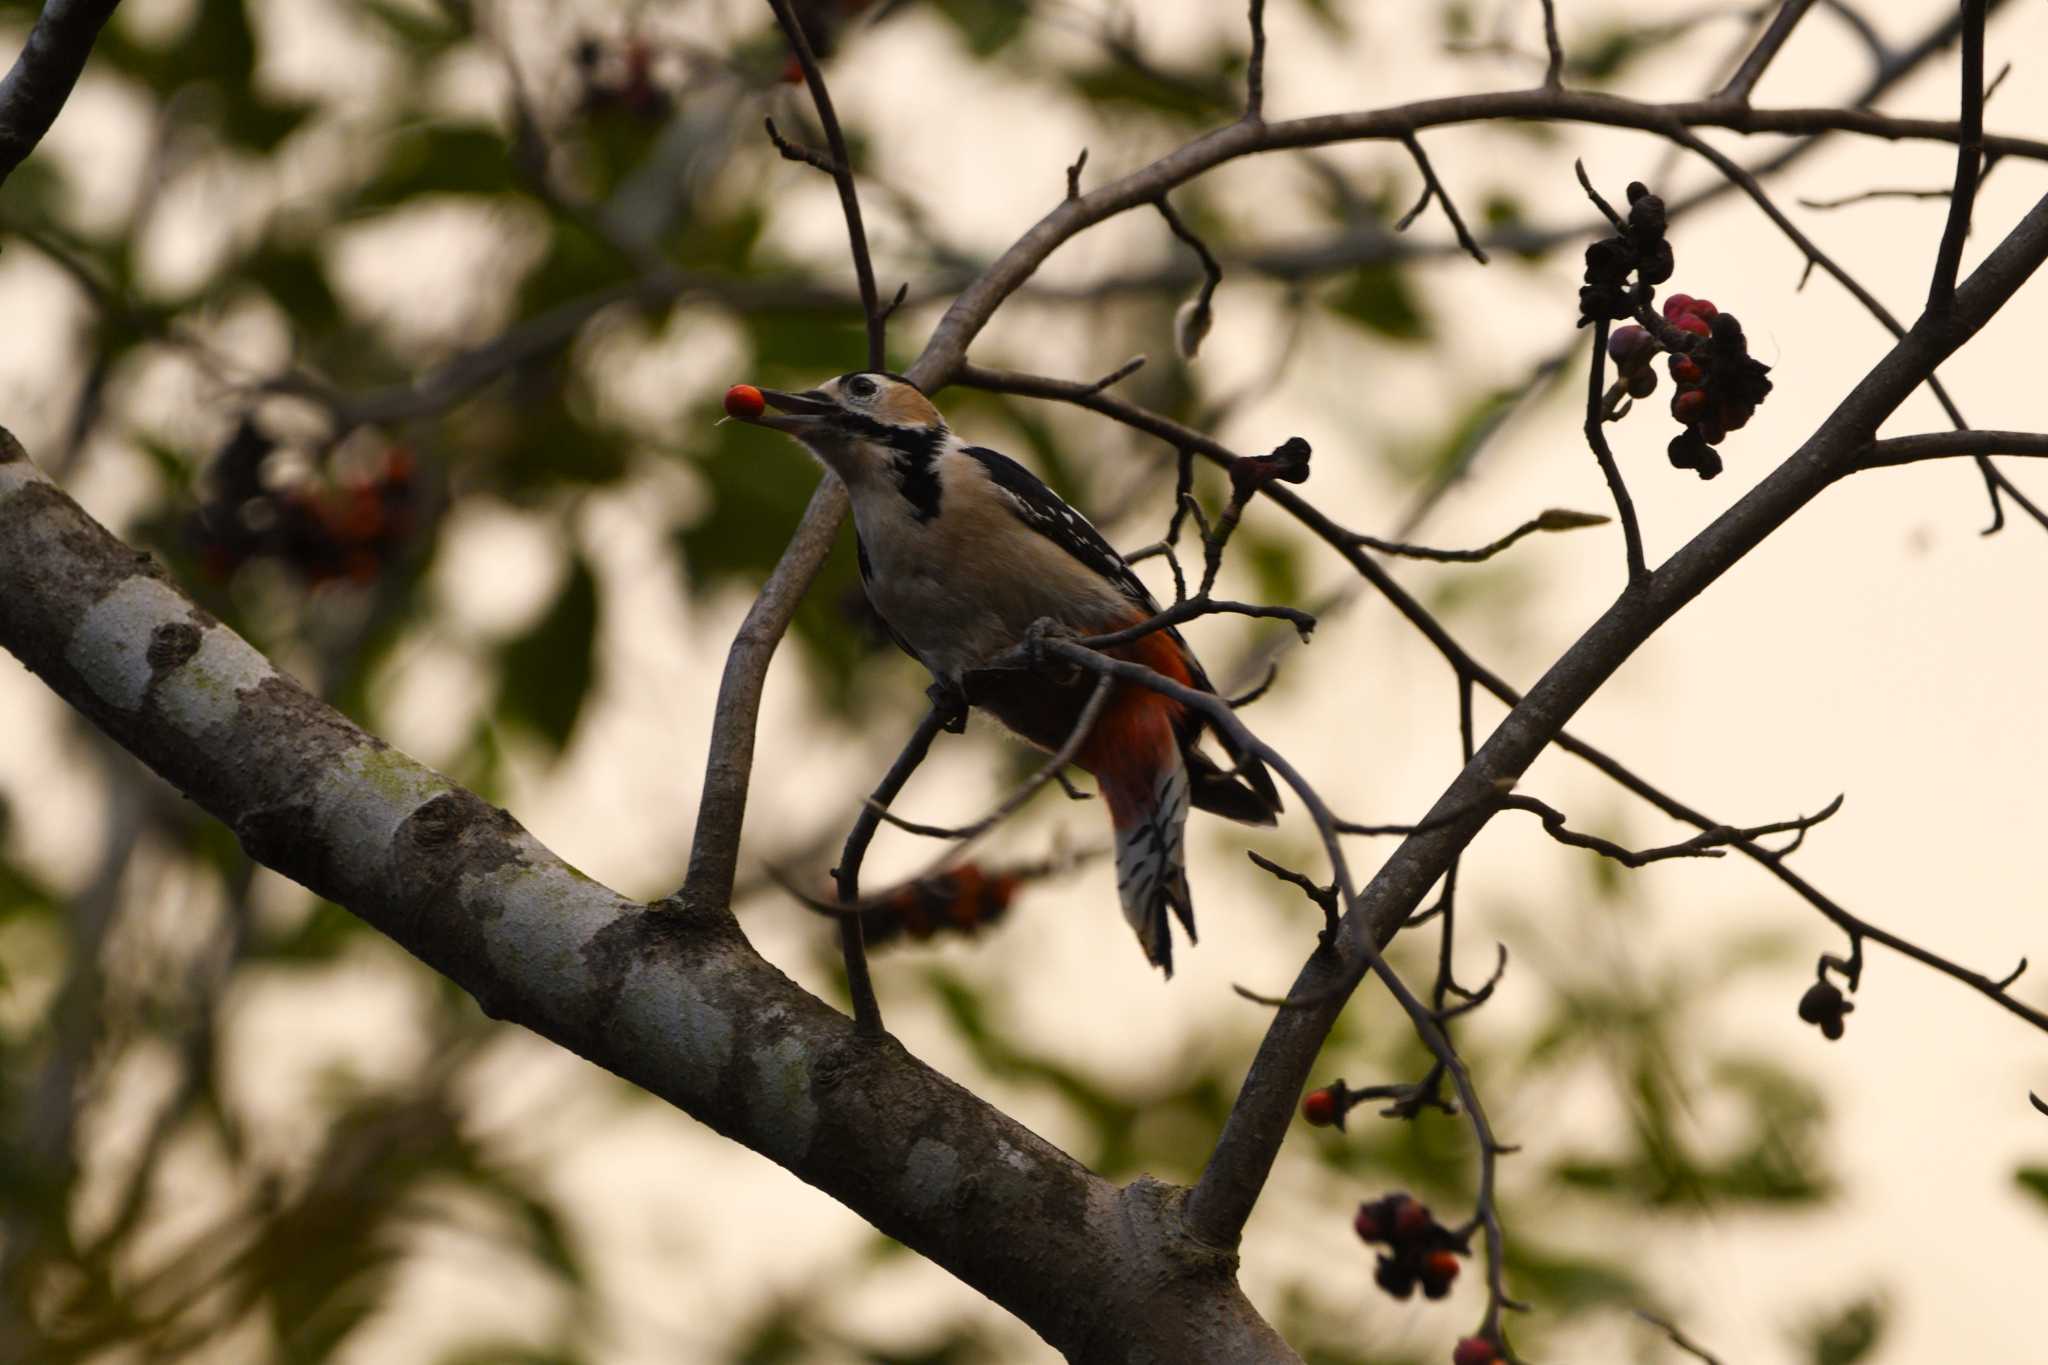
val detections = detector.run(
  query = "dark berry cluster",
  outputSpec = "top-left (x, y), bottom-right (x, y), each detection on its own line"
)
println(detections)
top-left (1797, 977), bottom-right (1854, 1041)
top-left (856, 864), bottom-right (1019, 947)
top-left (1578, 182), bottom-right (1671, 325)
top-left (1660, 295), bottom-right (1774, 480)
top-left (1453, 1336), bottom-right (1506, 1365)
top-left (574, 33), bottom-right (672, 119)
top-left (1606, 323), bottom-right (1661, 405)
top-left (186, 421), bottom-right (418, 587)
top-left (1354, 1193), bottom-right (1466, 1301)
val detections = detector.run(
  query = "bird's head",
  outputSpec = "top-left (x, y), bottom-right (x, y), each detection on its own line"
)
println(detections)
top-left (735, 371), bottom-right (948, 485)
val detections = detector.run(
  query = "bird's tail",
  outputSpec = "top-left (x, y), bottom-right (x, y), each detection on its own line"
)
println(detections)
top-left (1091, 704), bottom-right (1195, 976)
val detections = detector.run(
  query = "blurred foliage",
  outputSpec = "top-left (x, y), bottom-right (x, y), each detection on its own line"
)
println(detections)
top-left (0, 0), bottom-right (1967, 1362)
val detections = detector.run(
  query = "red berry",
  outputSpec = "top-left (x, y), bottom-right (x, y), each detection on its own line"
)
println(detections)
top-left (1673, 313), bottom-right (1711, 338)
top-left (1302, 1088), bottom-right (1339, 1126)
top-left (1424, 1250), bottom-right (1462, 1281)
top-left (1452, 1338), bottom-right (1499, 1365)
top-left (1353, 1203), bottom-right (1386, 1242)
top-left (1672, 390), bottom-right (1708, 424)
top-left (1687, 296), bottom-right (1718, 319)
top-left (724, 384), bottom-right (766, 419)
top-left (1392, 1196), bottom-right (1432, 1238)
top-left (1669, 356), bottom-right (1703, 385)
top-left (1661, 294), bottom-right (1694, 321)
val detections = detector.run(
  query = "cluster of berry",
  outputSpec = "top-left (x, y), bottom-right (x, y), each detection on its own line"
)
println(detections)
top-left (1452, 1335), bottom-right (1507, 1365)
top-left (1578, 182), bottom-right (1672, 324)
top-left (1659, 295), bottom-right (1773, 478)
top-left (1353, 1193), bottom-right (1465, 1302)
top-left (573, 34), bottom-right (672, 120)
top-left (1604, 293), bottom-right (1775, 480)
top-left (187, 422), bottom-right (417, 587)
top-left (857, 865), bottom-right (1019, 947)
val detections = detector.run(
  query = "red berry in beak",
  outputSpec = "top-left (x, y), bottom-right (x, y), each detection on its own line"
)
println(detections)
top-left (724, 384), bottom-right (766, 420)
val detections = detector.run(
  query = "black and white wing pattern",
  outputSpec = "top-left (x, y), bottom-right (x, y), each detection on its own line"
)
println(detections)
top-left (957, 445), bottom-right (1160, 613)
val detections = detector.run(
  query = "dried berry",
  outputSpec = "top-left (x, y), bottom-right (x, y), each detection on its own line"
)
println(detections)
top-left (1303, 1088), bottom-right (1340, 1127)
top-left (1452, 1337), bottom-right (1501, 1365)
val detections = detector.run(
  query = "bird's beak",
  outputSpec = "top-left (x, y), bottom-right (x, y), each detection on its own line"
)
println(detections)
top-left (754, 388), bottom-right (838, 434)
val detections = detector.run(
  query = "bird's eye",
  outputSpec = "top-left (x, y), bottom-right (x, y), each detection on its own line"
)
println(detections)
top-left (845, 375), bottom-right (878, 401)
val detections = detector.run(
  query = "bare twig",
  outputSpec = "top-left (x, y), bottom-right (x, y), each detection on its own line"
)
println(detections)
top-left (1634, 1309), bottom-right (1725, 1365)
top-left (1719, 0), bottom-right (1819, 102)
top-left (1395, 132), bottom-right (1490, 265)
top-left (1353, 507), bottom-right (1609, 563)
top-left (1155, 195), bottom-right (1222, 359)
top-left (1855, 430), bottom-right (2048, 470)
top-left (829, 701), bottom-right (959, 1033)
top-left (1927, 0), bottom-right (1987, 314)
top-left (767, 0), bottom-right (887, 369)
top-left (1243, 0), bottom-right (1268, 121)
top-left (1503, 792), bottom-right (1844, 868)
top-left (1581, 317), bottom-right (1650, 584)
top-left (1538, 0), bottom-right (1565, 88)
top-left (870, 676), bottom-right (1111, 842)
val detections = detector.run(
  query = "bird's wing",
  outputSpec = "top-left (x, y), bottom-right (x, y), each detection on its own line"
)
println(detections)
top-left (956, 445), bottom-right (1161, 614)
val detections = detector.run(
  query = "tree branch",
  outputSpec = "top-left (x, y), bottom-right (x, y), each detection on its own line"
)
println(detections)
top-left (0, 432), bottom-right (1299, 1363)
top-left (0, 0), bottom-right (121, 191)
top-left (679, 480), bottom-right (847, 914)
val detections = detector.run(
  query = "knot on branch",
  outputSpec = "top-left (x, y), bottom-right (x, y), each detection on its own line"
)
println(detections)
top-left (1228, 436), bottom-right (1312, 502)
top-left (1578, 180), bottom-right (1671, 325)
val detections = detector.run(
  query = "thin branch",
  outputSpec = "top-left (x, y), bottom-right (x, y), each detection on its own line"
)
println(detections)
top-left (955, 359), bottom-right (2048, 1042)
top-left (0, 0), bottom-right (122, 191)
top-left (830, 701), bottom-right (957, 1034)
top-left (1155, 195), bottom-right (1223, 359)
top-left (1243, 0), bottom-right (1268, 121)
top-left (1634, 1309), bottom-right (1725, 1365)
top-left (679, 480), bottom-right (848, 914)
top-left (1856, 430), bottom-right (2048, 470)
top-left (1798, 184), bottom-right (1954, 210)
top-left (767, 0), bottom-right (887, 369)
top-left (1927, 0), bottom-right (1988, 315)
top-left (1353, 507), bottom-right (1610, 563)
top-left (1718, 0), bottom-right (1819, 103)
top-left (1395, 132), bottom-right (1490, 264)
top-left (1539, 0), bottom-right (1565, 88)
top-left (869, 676), bottom-right (1111, 842)
top-left (1582, 317), bottom-right (1650, 584)
top-left (1066, 147), bottom-right (1088, 199)
top-left (1502, 793), bottom-right (1843, 868)
top-left (1074, 595), bottom-right (1314, 652)
top-left (763, 114), bottom-right (843, 175)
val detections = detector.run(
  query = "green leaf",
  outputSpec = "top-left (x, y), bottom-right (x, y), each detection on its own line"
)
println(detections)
top-left (357, 124), bottom-right (519, 208)
top-left (1325, 264), bottom-right (1430, 342)
top-left (1799, 1295), bottom-right (1886, 1365)
top-left (930, 0), bottom-right (1030, 57)
top-left (497, 555), bottom-right (599, 752)
top-left (2017, 1165), bottom-right (2048, 1209)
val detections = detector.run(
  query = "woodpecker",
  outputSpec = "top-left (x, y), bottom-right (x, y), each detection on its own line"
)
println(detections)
top-left (733, 371), bottom-right (1282, 975)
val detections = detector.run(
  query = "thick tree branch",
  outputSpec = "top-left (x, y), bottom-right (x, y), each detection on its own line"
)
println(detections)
top-left (0, 433), bottom-right (1300, 1365)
